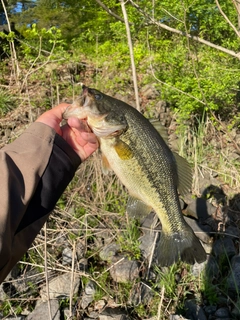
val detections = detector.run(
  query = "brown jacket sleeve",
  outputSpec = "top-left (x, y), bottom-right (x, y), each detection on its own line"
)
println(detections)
top-left (0, 122), bottom-right (81, 283)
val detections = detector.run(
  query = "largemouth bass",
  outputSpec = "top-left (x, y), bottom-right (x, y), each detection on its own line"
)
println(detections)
top-left (63, 85), bottom-right (206, 266)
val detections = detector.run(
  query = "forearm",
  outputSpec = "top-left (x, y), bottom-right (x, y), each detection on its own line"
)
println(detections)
top-left (0, 122), bottom-right (81, 283)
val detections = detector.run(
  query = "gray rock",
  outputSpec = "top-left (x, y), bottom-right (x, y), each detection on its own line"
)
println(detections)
top-left (62, 247), bottom-right (73, 265)
top-left (85, 280), bottom-right (96, 295)
top-left (99, 307), bottom-right (129, 320)
top-left (191, 260), bottom-right (207, 277)
top-left (81, 281), bottom-right (96, 309)
top-left (4, 317), bottom-right (24, 320)
top-left (26, 299), bottom-right (60, 320)
top-left (204, 256), bottom-right (220, 279)
top-left (139, 232), bottom-right (156, 260)
top-left (141, 211), bottom-right (159, 229)
top-left (79, 258), bottom-right (88, 272)
top-left (141, 84), bottom-right (160, 99)
top-left (88, 311), bottom-right (99, 318)
top-left (76, 239), bottom-right (86, 258)
top-left (231, 304), bottom-right (240, 318)
top-left (184, 216), bottom-right (211, 244)
top-left (227, 255), bottom-right (240, 294)
top-left (204, 305), bottom-right (217, 316)
top-left (212, 237), bottom-right (236, 259)
top-left (41, 272), bottom-right (80, 301)
top-left (129, 282), bottom-right (154, 305)
top-left (214, 307), bottom-right (230, 318)
top-left (99, 243), bottom-right (120, 261)
top-left (225, 225), bottom-right (240, 238)
top-left (185, 299), bottom-right (207, 320)
top-left (110, 257), bottom-right (139, 283)
top-left (185, 197), bottom-right (215, 221)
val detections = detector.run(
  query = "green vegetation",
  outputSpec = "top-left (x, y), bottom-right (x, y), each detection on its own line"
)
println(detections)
top-left (0, 89), bottom-right (16, 116)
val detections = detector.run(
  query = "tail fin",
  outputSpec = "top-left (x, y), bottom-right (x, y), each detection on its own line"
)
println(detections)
top-left (155, 230), bottom-right (206, 266)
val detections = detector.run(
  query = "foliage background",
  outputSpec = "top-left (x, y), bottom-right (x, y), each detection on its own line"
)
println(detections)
top-left (1, 0), bottom-right (240, 124)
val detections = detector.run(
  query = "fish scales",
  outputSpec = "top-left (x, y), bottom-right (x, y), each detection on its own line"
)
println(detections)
top-left (63, 86), bottom-right (206, 266)
top-left (101, 105), bottom-right (181, 231)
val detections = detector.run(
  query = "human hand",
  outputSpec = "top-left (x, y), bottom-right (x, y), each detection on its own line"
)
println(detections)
top-left (36, 103), bottom-right (99, 161)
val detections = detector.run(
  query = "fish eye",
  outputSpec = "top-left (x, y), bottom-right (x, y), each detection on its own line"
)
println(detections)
top-left (94, 93), bottom-right (102, 100)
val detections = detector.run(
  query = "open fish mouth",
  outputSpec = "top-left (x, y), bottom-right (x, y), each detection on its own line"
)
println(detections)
top-left (63, 106), bottom-right (127, 138)
top-left (87, 114), bottom-right (126, 137)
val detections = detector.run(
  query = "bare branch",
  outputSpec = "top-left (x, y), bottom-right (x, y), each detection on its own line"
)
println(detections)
top-left (0, 0), bottom-right (20, 83)
top-left (215, 0), bottom-right (240, 38)
top-left (120, 0), bottom-right (140, 111)
top-left (129, 0), bottom-right (240, 59)
top-left (95, 0), bottom-right (128, 24)
top-left (231, 0), bottom-right (240, 30)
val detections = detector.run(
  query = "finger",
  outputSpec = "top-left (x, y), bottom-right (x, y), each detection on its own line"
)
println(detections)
top-left (67, 117), bottom-right (91, 133)
top-left (46, 103), bottom-right (71, 122)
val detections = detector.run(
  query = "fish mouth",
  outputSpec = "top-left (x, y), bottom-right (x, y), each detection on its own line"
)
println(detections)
top-left (87, 115), bottom-right (126, 138)
top-left (63, 106), bottom-right (126, 138)
top-left (63, 85), bottom-right (127, 138)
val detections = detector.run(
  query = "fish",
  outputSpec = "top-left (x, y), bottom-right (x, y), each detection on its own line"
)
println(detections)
top-left (63, 85), bottom-right (206, 266)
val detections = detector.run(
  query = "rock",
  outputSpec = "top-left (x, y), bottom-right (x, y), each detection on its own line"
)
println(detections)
top-left (214, 307), bottom-right (230, 318)
top-left (26, 299), bottom-right (60, 320)
top-left (62, 247), bottom-right (73, 265)
top-left (139, 232), bottom-right (157, 260)
top-left (191, 260), bottom-right (208, 277)
top-left (204, 305), bottom-right (217, 316)
top-left (225, 225), bottom-right (240, 238)
top-left (76, 239), bottom-right (86, 258)
top-left (185, 299), bottom-right (207, 320)
top-left (94, 299), bottom-right (106, 311)
top-left (184, 216), bottom-right (211, 244)
top-left (141, 211), bottom-right (159, 229)
top-left (170, 316), bottom-right (189, 320)
top-left (41, 272), bottom-right (80, 301)
top-left (4, 317), bottom-right (23, 320)
top-left (232, 304), bottom-right (240, 318)
top-left (140, 84), bottom-right (160, 99)
top-left (79, 258), bottom-right (88, 272)
top-left (184, 197), bottom-right (215, 221)
top-left (81, 280), bottom-right (96, 309)
top-left (204, 256), bottom-right (220, 279)
top-left (99, 243), bottom-right (120, 261)
top-left (110, 257), bottom-right (139, 283)
top-left (129, 282), bottom-right (154, 305)
top-left (99, 307), bottom-right (129, 320)
top-left (227, 255), bottom-right (240, 295)
top-left (85, 281), bottom-right (96, 295)
top-left (212, 237), bottom-right (236, 259)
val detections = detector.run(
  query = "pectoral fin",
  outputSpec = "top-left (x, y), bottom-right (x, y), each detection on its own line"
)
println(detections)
top-left (127, 196), bottom-right (152, 220)
top-left (101, 154), bottom-right (112, 175)
top-left (114, 140), bottom-right (133, 160)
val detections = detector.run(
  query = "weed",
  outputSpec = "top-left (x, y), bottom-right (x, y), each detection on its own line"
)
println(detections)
top-left (117, 218), bottom-right (141, 260)
top-left (0, 89), bottom-right (16, 116)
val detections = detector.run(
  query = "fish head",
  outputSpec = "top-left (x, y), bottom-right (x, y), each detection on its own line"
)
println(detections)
top-left (63, 85), bottom-right (128, 138)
